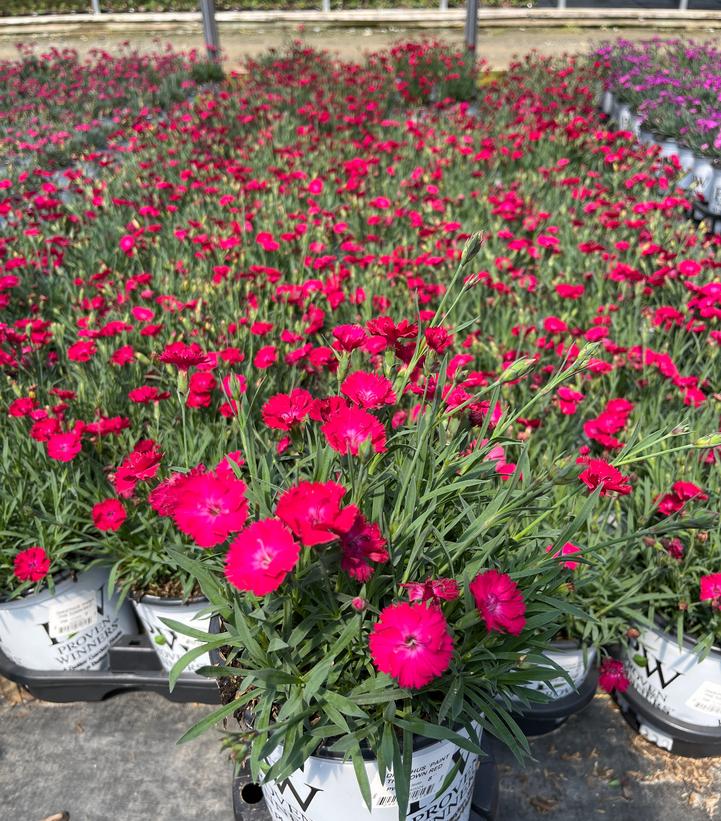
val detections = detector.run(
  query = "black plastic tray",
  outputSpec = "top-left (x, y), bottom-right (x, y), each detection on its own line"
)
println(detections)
top-left (0, 633), bottom-right (220, 704)
top-left (232, 739), bottom-right (499, 821)
top-left (511, 664), bottom-right (599, 737)
top-left (615, 684), bottom-right (721, 758)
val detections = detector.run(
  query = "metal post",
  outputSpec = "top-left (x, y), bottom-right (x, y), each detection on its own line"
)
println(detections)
top-left (200, 0), bottom-right (221, 62)
top-left (678, 0), bottom-right (688, 9)
top-left (465, 0), bottom-right (478, 53)
top-left (91, 0), bottom-right (101, 14)
top-left (557, 0), bottom-right (566, 8)
top-left (440, 0), bottom-right (448, 10)
top-left (322, 0), bottom-right (330, 11)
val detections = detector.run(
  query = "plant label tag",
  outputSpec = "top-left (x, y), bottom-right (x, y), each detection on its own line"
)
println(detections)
top-left (48, 592), bottom-right (98, 639)
top-left (686, 681), bottom-right (721, 718)
top-left (370, 743), bottom-right (464, 808)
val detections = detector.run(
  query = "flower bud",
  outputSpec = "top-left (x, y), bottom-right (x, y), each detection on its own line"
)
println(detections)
top-left (228, 373), bottom-right (244, 402)
top-left (571, 341), bottom-right (601, 373)
top-left (351, 597), bottom-right (367, 612)
top-left (358, 436), bottom-right (373, 463)
top-left (694, 432), bottom-right (721, 448)
top-left (460, 231), bottom-right (486, 265)
top-left (626, 627), bottom-right (640, 640)
top-left (499, 357), bottom-right (535, 383)
top-left (337, 353), bottom-right (350, 383)
top-left (383, 349), bottom-right (396, 380)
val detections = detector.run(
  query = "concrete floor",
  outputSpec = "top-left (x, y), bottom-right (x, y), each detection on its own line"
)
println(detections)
top-left (1, 26), bottom-right (720, 69)
top-left (1, 680), bottom-right (719, 821)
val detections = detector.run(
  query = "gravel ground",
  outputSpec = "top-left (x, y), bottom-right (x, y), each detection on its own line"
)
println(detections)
top-left (0, 27), bottom-right (720, 69)
top-left (1, 679), bottom-right (719, 821)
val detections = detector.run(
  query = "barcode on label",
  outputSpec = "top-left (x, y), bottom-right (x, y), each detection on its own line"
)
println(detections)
top-left (48, 593), bottom-right (98, 639)
top-left (410, 783), bottom-right (437, 801)
top-left (686, 681), bottom-right (721, 717)
top-left (374, 781), bottom-right (437, 808)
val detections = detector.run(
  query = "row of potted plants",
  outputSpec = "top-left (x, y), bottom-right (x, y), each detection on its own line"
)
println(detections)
top-left (595, 38), bottom-right (721, 217)
top-left (0, 433), bottom-right (211, 675)
top-left (0, 0), bottom-right (517, 15)
top-left (600, 87), bottom-right (721, 220)
top-left (1, 40), bottom-right (720, 818)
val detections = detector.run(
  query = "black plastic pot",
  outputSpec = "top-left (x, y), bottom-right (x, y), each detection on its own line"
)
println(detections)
top-left (0, 632), bottom-right (220, 704)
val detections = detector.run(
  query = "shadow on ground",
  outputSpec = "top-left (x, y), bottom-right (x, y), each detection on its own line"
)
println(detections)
top-left (0, 684), bottom-right (719, 821)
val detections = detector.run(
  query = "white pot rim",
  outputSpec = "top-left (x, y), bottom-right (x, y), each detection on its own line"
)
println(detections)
top-left (643, 617), bottom-right (721, 657)
top-left (312, 729), bottom-right (473, 762)
top-left (0, 569), bottom-right (89, 609)
top-left (549, 638), bottom-right (588, 651)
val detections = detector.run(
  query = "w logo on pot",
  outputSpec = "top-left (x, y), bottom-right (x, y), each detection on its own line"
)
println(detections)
top-left (275, 778), bottom-right (323, 811)
top-left (635, 646), bottom-right (682, 690)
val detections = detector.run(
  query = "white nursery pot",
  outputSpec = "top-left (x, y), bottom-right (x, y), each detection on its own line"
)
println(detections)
top-left (601, 89), bottom-right (614, 115)
top-left (676, 147), bottom-right (695, 174)
top-left (659, 139), bottom-right (679, 160)
top-left (508, 641), bottom-right (597, 736)
top-left (705, 168), bottom-right (721, 216)
top-left (677, 148), bottom-right (697, 189)
top-left (689, 156), bottom-right (714, 197)
top-left (616, 104), bottom-right (632, 132)
top-left (262, 731), bottom-right (482, 821)
top-left (0, 566), bottom-right (136, 671)
top-left (132, 595), bottom-right (212, 673)
top-left (623, 626), bottom-right (721, 730)
top-left (526, 643), bottom-right (596, 700)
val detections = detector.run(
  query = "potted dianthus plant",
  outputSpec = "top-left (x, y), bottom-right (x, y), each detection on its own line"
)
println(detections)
top-left (99, 440), bottom-right (248, 675)
top-left (507, 380), bottom-right (719, 736)
top-left (165, 237), bottom-right (652, 820)
top-left (0, 429), bottom-right (135, 672)
top-left (598, 444), bottom-right (721, 757)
